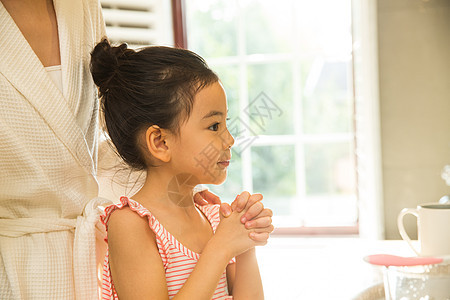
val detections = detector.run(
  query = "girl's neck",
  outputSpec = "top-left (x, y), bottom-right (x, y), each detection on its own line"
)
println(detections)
top-left (132, 169), bottom-right (200, 210)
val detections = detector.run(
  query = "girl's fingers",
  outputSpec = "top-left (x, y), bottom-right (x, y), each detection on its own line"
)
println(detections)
top-left (243, 207), bottom-right (273, 224)
top-left (258, 208), bottom-right (273, 218)
top-left (249, 232), bottom-right (271, 244)
top-left (245, 216), bottom-right (272, 229)
top-left (230, 194), bottom-right (240, 211)
top-left (244, 193), bottom-right (263, 210)
top-left (241, 201), bottom-right (264, 223)
top-left (233, 191), bottom-right (250, 213)
top-left (251, 225), bottom-right (275, 234)
top-left (232, 192), bottom-right (263, 215)
top-left (219, 203), bottom-right (232, 218)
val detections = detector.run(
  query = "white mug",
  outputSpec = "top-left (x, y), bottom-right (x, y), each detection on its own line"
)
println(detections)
top-left (397, 203), bottom-right (450, 256)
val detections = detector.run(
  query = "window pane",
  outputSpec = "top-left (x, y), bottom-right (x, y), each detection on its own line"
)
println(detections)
top-left (251, 145), bottom-right (296, 216)
top-left (295, 0), bottom-right (352, 57)
top-left (186, 0), bottom-right (358, 231)
top-left (247, 63), bottom-right (294, 135)
top-left (242, 0), bottom-right (294, 55)
top-left (207, 153), bottom-right (242, 203)
top-left (304, 142), bottom-right (356, 195)
top-left (301, 59), bottom-right (354, 134)
top-left (186, 0), bottom-right (238, 58)
top-left (303, 142), bottom-right (357, 226)
top-left (303, 194), bottom-right (358, 226)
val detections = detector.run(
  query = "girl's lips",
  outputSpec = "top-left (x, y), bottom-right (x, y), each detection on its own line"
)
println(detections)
top-left (218, 160), bottom-right (230, 167)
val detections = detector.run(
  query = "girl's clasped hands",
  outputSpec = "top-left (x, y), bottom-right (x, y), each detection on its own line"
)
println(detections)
top-left (215, 191), bottom-right (273, 248)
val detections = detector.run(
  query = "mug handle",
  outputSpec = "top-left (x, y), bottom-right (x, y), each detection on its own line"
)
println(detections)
top-left (397, 208), bottom-right (420, 255)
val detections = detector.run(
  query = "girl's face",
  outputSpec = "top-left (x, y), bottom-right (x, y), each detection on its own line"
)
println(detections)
top-left (169, 81), bottom-right (234, 185)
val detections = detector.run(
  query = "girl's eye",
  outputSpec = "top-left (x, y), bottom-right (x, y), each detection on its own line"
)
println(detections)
top-left (208, 123), bottom-right (220, 131)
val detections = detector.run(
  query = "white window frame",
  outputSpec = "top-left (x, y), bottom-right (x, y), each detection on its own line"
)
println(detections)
top-left (352, 0), bottom-right (385, 239)
top-left (186, 0), bottom-right (360, 233)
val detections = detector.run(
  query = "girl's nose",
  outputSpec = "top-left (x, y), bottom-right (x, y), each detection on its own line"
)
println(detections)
top-left (223, 128), bottom-right (235, 149)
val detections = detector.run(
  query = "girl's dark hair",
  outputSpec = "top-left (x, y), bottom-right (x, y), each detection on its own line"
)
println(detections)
top-left (90, 39), bottom-right (218, 170)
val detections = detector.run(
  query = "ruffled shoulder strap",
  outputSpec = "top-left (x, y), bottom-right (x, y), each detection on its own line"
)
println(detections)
top-left (101, 196), bottom-right (169, 245)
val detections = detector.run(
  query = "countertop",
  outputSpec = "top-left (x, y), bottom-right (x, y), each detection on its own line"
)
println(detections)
top-left (255, 237), bottom-right (416, 299)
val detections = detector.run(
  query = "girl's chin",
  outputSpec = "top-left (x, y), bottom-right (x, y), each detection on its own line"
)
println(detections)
top-left (201, 173), bottom-right (227, 186)
top-left (211, 177), bottom-right (227, 185)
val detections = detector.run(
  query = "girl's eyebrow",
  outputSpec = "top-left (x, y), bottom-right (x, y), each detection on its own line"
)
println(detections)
top-left (202, 110), bottom-right (226, 119)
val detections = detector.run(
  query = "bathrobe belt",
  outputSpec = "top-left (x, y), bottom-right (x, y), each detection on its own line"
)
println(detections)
top-left (0, 197), bottom-right (113, 300)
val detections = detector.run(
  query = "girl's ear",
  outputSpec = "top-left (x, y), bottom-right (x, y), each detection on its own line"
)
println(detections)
top-left (145, 125), bottom-right (171, 163)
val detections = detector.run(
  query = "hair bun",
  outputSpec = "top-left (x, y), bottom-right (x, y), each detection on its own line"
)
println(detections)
top-left (90, 38), bottom-right (130, 94)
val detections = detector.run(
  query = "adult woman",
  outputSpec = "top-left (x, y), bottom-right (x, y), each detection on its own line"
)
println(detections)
top-left (0, 0), bottom-right (108, 298)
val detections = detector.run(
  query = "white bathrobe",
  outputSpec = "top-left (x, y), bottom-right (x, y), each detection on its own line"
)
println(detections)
top-left (0, 1), bottom-right (109, 299)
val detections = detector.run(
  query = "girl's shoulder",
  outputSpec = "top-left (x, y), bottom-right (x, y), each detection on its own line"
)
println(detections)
top-left (195, 203), bottom-right (221, 232)
top-left (102, 196), bottom-right (146, 223)
top-left (101, 197), bottom-right (158, 241)
top-left (101, 199), bottom-right (223, 240)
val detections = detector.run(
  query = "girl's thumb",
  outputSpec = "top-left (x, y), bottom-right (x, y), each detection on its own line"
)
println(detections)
top-left (219, 203), bottom-right (232, 219)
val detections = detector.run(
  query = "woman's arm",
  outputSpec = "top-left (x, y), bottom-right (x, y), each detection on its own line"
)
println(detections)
top-left (227, 248), bottom-right (264, 299)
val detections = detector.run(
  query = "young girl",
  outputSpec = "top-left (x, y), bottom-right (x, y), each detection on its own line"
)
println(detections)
top-left (90, 39), bottom-right (273, 299)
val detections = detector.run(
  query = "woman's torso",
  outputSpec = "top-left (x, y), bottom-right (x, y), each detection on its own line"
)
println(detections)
top-left (0, 1), bottom-right (106, 298)
top-left (0, 0), bottom-right (104, 219)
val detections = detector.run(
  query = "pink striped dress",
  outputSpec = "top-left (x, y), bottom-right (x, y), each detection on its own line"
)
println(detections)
top-left (100, 196), bottom-right (234, 299)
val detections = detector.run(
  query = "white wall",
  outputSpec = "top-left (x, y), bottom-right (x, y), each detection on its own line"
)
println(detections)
top-left (377, 0), bottom-right (450, 239)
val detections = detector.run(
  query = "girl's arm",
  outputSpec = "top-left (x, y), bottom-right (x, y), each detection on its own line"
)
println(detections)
top-left (225, 192), bottom-right (272, 299)
top-left (107, 207), bottom-right (257, 300)
top-left (176, 210), bottom-right (265, 299)
top-left (107, 208), bottom-right (169, 299)
top-left (174, 207), bottom-right (270, 300)
top-left (226, 248), bottom-right (264, 299)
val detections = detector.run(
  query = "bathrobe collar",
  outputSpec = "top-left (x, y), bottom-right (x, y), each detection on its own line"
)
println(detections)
top-left (0, 1), bottom-right (96, 177)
